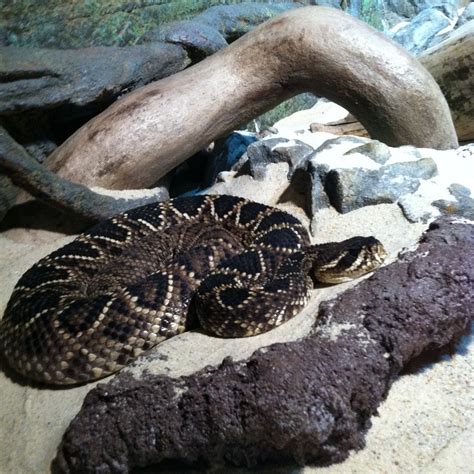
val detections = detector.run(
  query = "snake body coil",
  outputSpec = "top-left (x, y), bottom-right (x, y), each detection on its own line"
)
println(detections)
top-left (0, 195), bottom-right (385, 384)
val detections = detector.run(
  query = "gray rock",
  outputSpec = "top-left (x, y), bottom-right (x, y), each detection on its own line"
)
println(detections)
top-left (143, 20), bottom-right (228, 60)
top-left (383, 0), bottom-right (460, 20)
top-left (232, 138), bottom-right (286, 178)
top-left (312, 0), bottom-right (342, 7)
top-left (387, 158), bottom-right (438, 180)
top-left (140, 3), bottom-right (301, 58)
top-left (391, 8), bottom-right (452, 55)
top-left (457, 3), bottom-right (474, 27)
top-left (1, 1), bottom-right (299, 49)
top-left (398, 145), bottom-right (423, 159)
top-left (432, 183), bottom-right (474, 220)
top-left (0, 43), bottom-right (189, 115)
top-left (313, 135), bottom-right (368, 154)
top-left (398, 193), bottom-right (434, 223)
top-left (168, 133), bottom-right (258, 197)
top-left (430, 2), bottom-right (460, 20)
top-left (207, 132), bottom-right (258, 186)
top-left (344, 140), bottom-right (392, 164)
top-left (235, 138), bottom-right (314, 181)
top-left (324, 158), bottom-right (438, 214)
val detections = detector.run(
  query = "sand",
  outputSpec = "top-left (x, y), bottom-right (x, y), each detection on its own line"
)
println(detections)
top-left (0, 158), bottom-right (472, 473)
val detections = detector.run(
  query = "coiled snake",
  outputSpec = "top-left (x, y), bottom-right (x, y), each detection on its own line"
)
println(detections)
top-left (0, 195), bottom-right (386, 384)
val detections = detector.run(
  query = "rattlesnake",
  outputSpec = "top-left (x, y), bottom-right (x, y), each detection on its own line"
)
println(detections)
top-left (0, 195), bottom-right (386, 384)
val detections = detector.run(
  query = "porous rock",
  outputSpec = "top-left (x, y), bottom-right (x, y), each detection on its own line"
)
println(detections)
top-left (55, 218), bottom-right (473, 473)
top-left (1, 1), bottom-right (298, 49)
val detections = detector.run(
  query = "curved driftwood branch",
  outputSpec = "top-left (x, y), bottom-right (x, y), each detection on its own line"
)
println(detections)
top-left (46, 6), bottom-right (458, 190)
top-left (0, 127), bottom-right (168, 220)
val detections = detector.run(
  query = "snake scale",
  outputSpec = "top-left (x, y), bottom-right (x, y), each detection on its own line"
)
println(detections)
top-left (0, 195), bottom-right (386, 384)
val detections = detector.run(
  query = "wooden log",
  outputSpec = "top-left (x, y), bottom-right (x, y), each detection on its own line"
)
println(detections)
top-left (45, 6), bottom-right (458, 190)
top-left (419, 21), bottom-right (474, 142)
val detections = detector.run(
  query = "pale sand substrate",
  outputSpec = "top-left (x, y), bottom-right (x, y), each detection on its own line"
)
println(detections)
top-left (0, 163), bottom-right (472, 473)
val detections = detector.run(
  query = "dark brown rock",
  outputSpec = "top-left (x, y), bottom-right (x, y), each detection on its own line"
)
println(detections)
top-left (55, 218), bottom-right (473, 473)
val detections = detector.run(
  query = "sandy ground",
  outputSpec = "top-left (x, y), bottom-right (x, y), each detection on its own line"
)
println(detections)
top-left (0, 161), bottom-right (472, 473)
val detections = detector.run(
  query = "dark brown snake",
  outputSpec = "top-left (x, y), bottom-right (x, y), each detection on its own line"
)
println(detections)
top-left (0, 195), bottom-right (386, 385)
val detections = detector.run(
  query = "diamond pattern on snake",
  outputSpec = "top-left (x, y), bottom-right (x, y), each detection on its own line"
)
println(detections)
top-left (0, 195), bottom-right (386, 384)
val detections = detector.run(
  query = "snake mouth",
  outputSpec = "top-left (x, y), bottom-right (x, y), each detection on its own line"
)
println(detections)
top-left (312, 236), bottom-right (387, 284)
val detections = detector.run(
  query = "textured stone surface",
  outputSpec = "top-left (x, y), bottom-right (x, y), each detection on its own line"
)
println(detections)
top-left (323, 158), bottom-right (438, 214)
top-left (235, 138), bottom-right (314, 181)
top-left (457, 3), bottom-right (474, 26)
top-left (208, 133), bottom-right (258, 186)
top-left (0, 43), bottom-right (190, 116)
top-left (432, 183), bottom-right (474, 220)
top-left (390, 7), bottom-right (451, 55)
top-left (168, 132), bottom-right (257, 197)
top-left (140, 3), bottom-right (298, 60)
top-left (344, 140), bottom-right (392, 165)
top-left (398, 192), bottom-right (433, 223)
top-left (381, 0), bottom-right (461, 20)
top-left (0, 1), bottom-right (300, 48)
top-left (55, 218), bottom-right (473, 473)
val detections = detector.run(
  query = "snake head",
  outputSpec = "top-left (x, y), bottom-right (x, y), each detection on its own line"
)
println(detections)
top-left (310, 236), bottom-right (387, 284)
